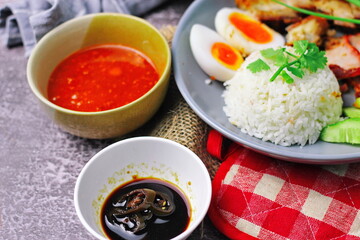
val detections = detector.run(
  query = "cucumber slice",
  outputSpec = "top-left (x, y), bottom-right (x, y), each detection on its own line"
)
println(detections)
top-left (320, 118), bottom-right (360, 144)
top-left (354, 97), bottom-right (360, 108)
top-left (343, 107), bottom-right (360, 118)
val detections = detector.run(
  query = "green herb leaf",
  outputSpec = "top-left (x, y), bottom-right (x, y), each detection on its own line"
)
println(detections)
top-left (260, 48), bottom-right (278, 58)
top-left (247, 59), bottom-right (270, 73)
top-left (271, 0), bottom-right (360, 24)
top-left (280, 71), bottom-right (294, 84)
top-left (287, 66), bottom-right (304, 78)
top-left (301, 43), bottom-right (327, 72)
top-left (293, 40), bottom-right (308, 55)
top-left (260, 48), bottom-right (287, 66)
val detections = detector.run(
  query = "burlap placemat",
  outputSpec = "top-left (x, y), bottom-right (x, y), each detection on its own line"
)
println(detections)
top-left (146, 25), bottom-right (220, 179)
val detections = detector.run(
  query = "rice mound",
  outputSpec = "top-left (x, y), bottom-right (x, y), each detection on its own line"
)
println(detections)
top-left (223, 49), bottom-right (343, 146)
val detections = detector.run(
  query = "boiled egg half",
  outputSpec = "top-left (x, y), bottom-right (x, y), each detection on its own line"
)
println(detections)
top-left (215, 8), bottom-right (285, 55)
top-left (190, 24), bottom-right (244, 82)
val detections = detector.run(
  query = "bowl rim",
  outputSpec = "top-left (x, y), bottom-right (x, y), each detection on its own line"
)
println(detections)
top-left (74, 136), bottom-right (212, 240)
top-left (27, 13), bottom-right (171, 116)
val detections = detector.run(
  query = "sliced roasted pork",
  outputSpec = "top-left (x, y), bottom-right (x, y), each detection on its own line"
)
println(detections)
top-left (325, 35), bottom-right (360, 80)
top-left (348, 33), bottom-right (360, 52)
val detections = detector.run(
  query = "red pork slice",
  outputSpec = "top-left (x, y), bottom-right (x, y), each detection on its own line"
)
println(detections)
top-left (325, 35), bottom-right (360, 80)
top-left (348, 33), bottom-right (360, 53)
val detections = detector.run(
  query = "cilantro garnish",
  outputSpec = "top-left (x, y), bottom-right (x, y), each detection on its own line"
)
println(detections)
top-left (247, 59), bottom-right (270, 73)
top-left (259, 48), bottom-right (287, 66)
top-left (246, 40), bottom-right (327, 83)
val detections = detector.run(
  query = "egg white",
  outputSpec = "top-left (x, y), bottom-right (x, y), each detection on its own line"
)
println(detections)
top-left (215, 8), bottom-right (285, 55)
top-left (190, 24), bottom-right (241, 82)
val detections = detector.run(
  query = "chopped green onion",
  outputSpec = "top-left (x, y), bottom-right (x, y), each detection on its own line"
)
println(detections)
top-left (271, 0), bottom-right (360, 25)
top-left (347, 0), bottom-right (360, 8)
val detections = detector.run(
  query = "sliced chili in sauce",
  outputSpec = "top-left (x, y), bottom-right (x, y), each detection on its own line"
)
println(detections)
top-left (47, 44), bottom-right (159, 112)
top-left (101, 178), bottom-right (190, 240)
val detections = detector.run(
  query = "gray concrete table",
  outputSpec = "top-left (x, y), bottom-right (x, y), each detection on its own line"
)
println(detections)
top-left (0, 0), bottom-right (227, 239)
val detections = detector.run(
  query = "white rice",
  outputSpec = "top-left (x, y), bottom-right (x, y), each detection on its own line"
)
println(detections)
top-left (223, 49), bottom-right (343, 146)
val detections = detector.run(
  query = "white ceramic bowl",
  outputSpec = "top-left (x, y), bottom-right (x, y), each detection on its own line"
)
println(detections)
top-left (74, 137), bottom-right (212, 239)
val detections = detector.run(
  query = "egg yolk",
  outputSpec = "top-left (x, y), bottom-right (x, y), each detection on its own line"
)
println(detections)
top-left (229, 12), bottom-right (273, 44)
top-left (211, 42), bottom-right (243, 70)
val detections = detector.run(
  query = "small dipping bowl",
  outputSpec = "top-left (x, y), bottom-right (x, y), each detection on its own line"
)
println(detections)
top-left (27, 13), bottom-right (171, 139)
top-left (74, 137), bottom-right (212, 239)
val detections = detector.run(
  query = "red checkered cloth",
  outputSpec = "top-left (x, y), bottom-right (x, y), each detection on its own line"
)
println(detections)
top-left (207, 130), bottom-right (360, 240)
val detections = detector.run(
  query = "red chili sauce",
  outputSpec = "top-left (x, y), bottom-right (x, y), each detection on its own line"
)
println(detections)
top-left (47, 44), bottom-right (159, 112)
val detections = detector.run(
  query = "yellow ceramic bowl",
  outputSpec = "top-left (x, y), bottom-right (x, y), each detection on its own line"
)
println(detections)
top-left (27, 13), bottom-right (171, 139)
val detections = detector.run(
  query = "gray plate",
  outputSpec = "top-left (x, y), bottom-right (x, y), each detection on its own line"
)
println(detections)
top-left (172, 0), bottom-right (360, 164)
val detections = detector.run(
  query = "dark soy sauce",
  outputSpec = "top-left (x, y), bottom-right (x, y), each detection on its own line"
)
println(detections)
top-left (101, 178), bottom-right (191, 240)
